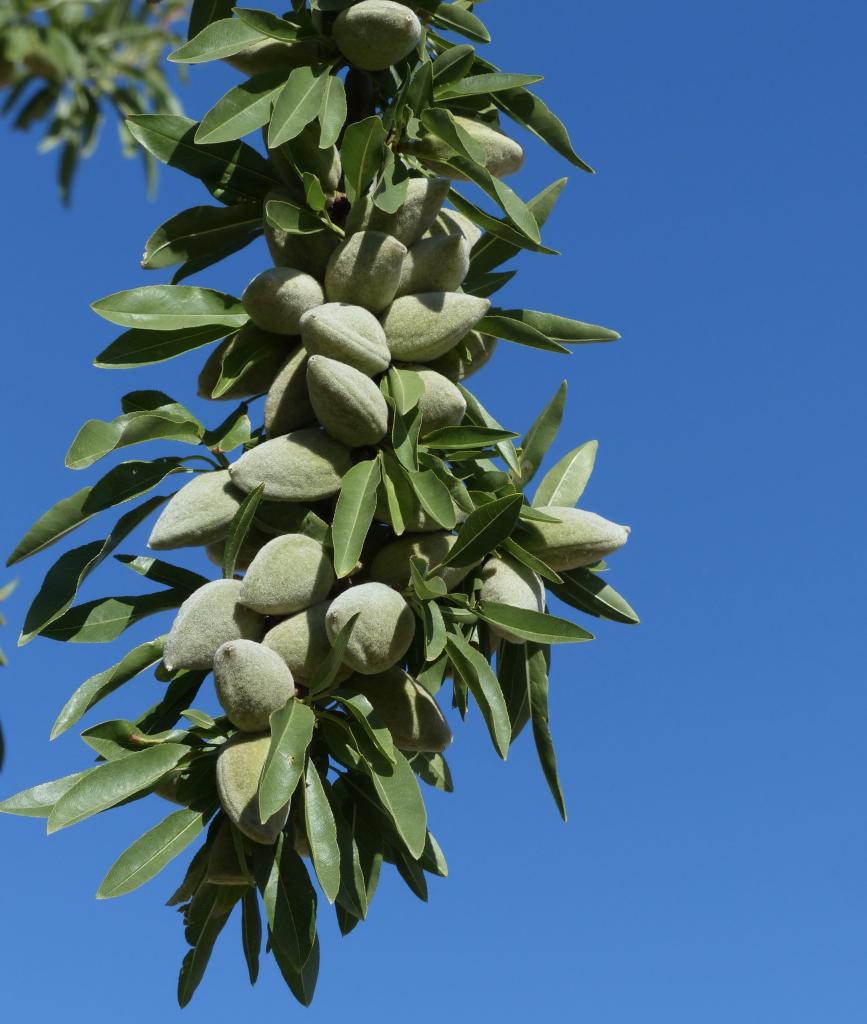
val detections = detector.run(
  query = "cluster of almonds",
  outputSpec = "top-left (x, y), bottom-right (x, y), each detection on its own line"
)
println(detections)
top-left (147, 115), bottom-right (628, 848)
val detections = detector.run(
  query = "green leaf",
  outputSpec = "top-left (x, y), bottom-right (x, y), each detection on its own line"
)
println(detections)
top-left (260, 834), bottom-right (317, 971)
top-left (318, 73), bottom-right (347, 148)
top-left (431, 43), bottom-right (475, 86)
top-left (475, 312), bottom-right (570, 354)
top-left (0, 768), bottom-right (97, 818)
top-left (19, 495), bottom-right (166, 645)
top-left (264, 196), bottom-right (328, 234)
top-left (527, 644), bottom-right (567, 820)
top-left (241, 888), bottom-right (261, 985)
top-left (115, 555), bottom-right (209, 594)
top-left (195, 70), bottom-right (288, 145)
top-left (234, 7), bottom-right (301, 42)
top-left (422, 599), bottom-right (447, 661)
top-left (448, 189), bottom-right (558, 256)
top-left (142, 204), bottom-right (262, 271)
top-left (48, 743), bottom-right (189, 833)
top-left (94, 325), bottom-right (229, 369)
top-left (126, 115), bottom-right (281, 205)
top-left (500, 537), bottom-right (562, 585)
top-left (446, 630), bottom-right (510, 759)
top-left (338, 695), bottom-right (397, 768)
top-left (222, 483), bottom-right (264, 579)
top-left (178, 884), bottom-right (240, 1008)
top-left (379, 450), bottom-right (414, 537)
top-left (437, 154), bottom-right (541, 243)
top-left (51, 630), bottom-right (164, 737)
top-left (501, 308), bottom-right (620, 345)
top-left (40, 589), bottom-right (186, 644)
top-left (331, 458), bottom-right (381, 579)
top-left (171, 17), bottom-right (264, 63)
top-left (438, 492), bottom-right (523, 568)
top-left (386, 367), bottom-right (425, 415)
top-left (407, 751), bottom-right (453, 792)
top-left (424, 425), bottom-right (518, 451)
top-left (91, 285), bottom-right (247, 332)
top-left (302, 172), bottom-right (327, 212)
top-left (497, 641), bottom-right (531, 739)
top-left (462, 269), bottom-right (517, 299)
top-left (340, 115), bottom-right (386, 203)
top-left (189, 0), bottom-right (236, 41)
top-left (469, 177), bottom-right (567, 276)
top-left (202, 405), bottom-right (253, 453)
top-left (457, 384), bottom-right (521, 475)
top-left (532, 440), bottom-right (597, 507)
top-left (274, 934), bottom-right (320, 1006)
top-left (492, 86), bottom-right (594, 173)
top-left (404, 468), bottom-right (456, 529)
top-left (303, 762), bottom-right (340, 903)
top-left (519, 380), bottom-right (567, 486)
top-left (432, 2), bottom-right (490, 43)
top-left (259, 700), bottom-right (316, 822)
top-left (65, 400), bottom-right (203, 470)
top-left (420, 107), bottom-right (486, 164)
top-left (548, 568), bottom-right (640, 625)
top-left (269, 65), bottom-right (330, 148)
top-left (436, 72), bottom-right (543, 99)
top-left (208, 326), bottom-right (285, 399)
top-left (8, 458), bottom-right (193, 567)
top-left (365, 749), bottom-right (427, 859)
top-left (409, 557), bottom-right (447, 601)
top-left (475, 603), bottom-right (594, 644)
top-left (391, 403), bottom-right (422, 472)
top-left (306, 612), bottom-right (359, 698)
top-left (97, 807), bottom-right (210, 899)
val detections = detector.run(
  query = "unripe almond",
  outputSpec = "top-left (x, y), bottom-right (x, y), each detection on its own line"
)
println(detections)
top-left (369, 532), bottom-right (474, 591)
top-left (332, 1), bottom-right (422, 72)
top-left (395, 235), bottom-right (470, 298)
top-left (350, 667), bottom-right (452, 752)
top-left (197, 325), bottom-right (289, 401)
top-left (324, 230), bottom-right (407, 313)
top-left (229, 428), bottom-right (351, 502)
top-left (306, 355), bottom-right (389, 446)
top-left (300, 302), bottom-right (391, 377)
top-left (163, 579), bottom-right (263, 672)
top-left (263, 189), bottom-right (339, 279)
top-left (412, 366), bottom-right (467, 432)
top-left (263, 600), bottom-right (352, 687)
top-left (325, 582), bottom-right (415, 675)
top-left (345, 176), bottom-right (451, 246)
top-left (242, 267), bottom-right (324, 335)
top-left (239, 534), bottom-right (335, 615)
top-left (412, 116), bottom-right (525, 180)
top-left (214, 639), bottom-right (296, 732)
top-left (479, 556), bottom-right (545, 644)
top-left (264, 344), bottom-right (316, 437)
top-left (382, 292), bottom-right (490, 361)
top-left (216, 732), bottom-right (289, 845)
top-left (424, 207), bottom-right (484, 247)
top-left (148, 470), bottom-right (243, 550)
top-left (520, 507), bottom-right (631, 570)
top-left (427, 330), bottom-right (497, 381)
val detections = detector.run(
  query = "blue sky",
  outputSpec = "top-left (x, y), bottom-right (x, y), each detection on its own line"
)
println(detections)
top-left (2, 1), bottom-right (866, 1020)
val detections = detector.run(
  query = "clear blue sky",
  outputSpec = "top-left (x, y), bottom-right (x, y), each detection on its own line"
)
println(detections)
top-left (2, 1), bottom-right (866, 1020)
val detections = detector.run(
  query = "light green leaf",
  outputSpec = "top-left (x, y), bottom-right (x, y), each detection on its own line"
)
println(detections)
top-left (407, 751), bottom-right (453, 792)
top-left (48, 743), bottom-right (189, 832)
top-left (318, 73), bottom-right (347, 148)
top-left (420, 107), bottom-right (486, 164)
top-left (501, 537), bottom-right (562, 585)
top-left (424, 425), bottom-right (518, 451)
top-left (233, 7), bottom-right (301, 42)
top-left (519, 380), bottom-right (567, 486)
top-left (432, 2), bottom-right (490, 43)
top-left (269, 65), bottom-right (330, 148)
top-left (91, 285), bottom-right (247, 332)
top-left (264, 196), bottom-right (328, 234)
top-left (303, 761), bottom-right (340, 903)
top-left (196, 70), bottom-right (288, 145)
top-left (142, 204), bottom-right (262, 271)
top-left (338, 695), bottom-right (397, 768)
top-left (365, 749), bottom-right (427, 859)
top-left (97, 807), bottom-right (210, 899)
top-left (502, 308), bottom-right (620, 344)
top-left (457, 384), bottom-right (521, 475)
top-left (170, 17), bottom-right (264, 63)
top-left (532, 440), bottom-right (597, 507)
top-left (331, 459), bottom-right (381, 579)
top-left (436, 72), bottom-right (543, 99)
top-left (259, 701), bottom-right (316, 821)
top-left (0, 768), bottom-right (97, 818)
top-left (422, 599), bottom-right (447, 661)
top-left (404, 468), bottom-right (456, 529)
top-left (476, 312), bottom-right (570, 354)
top-left (340, 115), bottom-right (386, 203)
top-left (476, 602), bottom-right (594, 644)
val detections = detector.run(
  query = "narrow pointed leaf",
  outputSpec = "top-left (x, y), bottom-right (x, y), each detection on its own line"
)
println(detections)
top-left (92, 285), bottom-right (247, 331)
top-left (527, 644), bottom-right (567, 820)
top-left (476, 602), bottom-right (594, 644)
top-left (532, 439), bottom-right (597, 507)
top-left (548, 568), bottom-right (640, 625)
top-left (519, 380), bottom-right (567, 486)
top-left (303, 762), bottom-right (341, 903)
top-left (438, 492), bottom-right (523, 568)
top-left (365, 749), bottom-right (427, 859)
top-left (223, 483), bottom-right (264, 579)
top-left (446, 631), bottom-right (510, 759)
top-left (259, 701), bottom-right (316, 821)
top-left (94, 324), bottom-right (229, 369)
top-left (332, 459), bottom-right (380, 579)
top-left (269, 65), bottom-right (329, 147)
top-left (0, 768), bottom-right (97, 818)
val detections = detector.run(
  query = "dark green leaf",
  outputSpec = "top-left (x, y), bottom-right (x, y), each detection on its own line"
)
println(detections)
top-left (331, 458), bottom-right (381, 579)
top-left (446, 630), bottom-right (510, 759)
top-left (448, 189), bottom-right (558, 256)
top-left (497, 641), bottom-right (531, 739)
top-left (476, 312), bottom-right (570, 354)
top-left (241, 888), bottom-right (262, 985)
top-left (548, 568), bottom-right (640, 625)
top-left (0, 768), bottom-right (97, 818)
top-left (475, 603), bottom-right (594, 644)
top-left (340, 115), bottom-right (386, 203)
top-left (431, 43), bottom-right (475, 86)
top-left (436, 72), bottom-right (543, 99)
top-left (94, 325), bottom-right (229, 369)
top-left (51, 637), bottom-right (167, 740)
top-left (234, 7), bottom-right (301, 42)
top-left (97, 807), bottom-right (210, 899)
top-left (171, 17), bottom-right (264, 63)
top-left (457, 384), bottom-right (521, 475)
top-left (527, 644), bottom-right (567, 820)
top-left (492, 86), bottom-right (594, 172)
top-left (306, 612), bottom-right (359, 698)
top-left (264, 196), bottom-right (328, 234)
top-left (177, 884), bottom-right (240, 1008)
top-left (501, 537), bottom-right (562, 584)
top-left (433, 2), bottom-right (490, 43)
top-left (365, 750), bottom-right (427, 859)
top-left (502, 308), bottom-right (621, 345)
top-left (303, 761), bottom-right (340, 903)
top-left (407, 751), bottom-right (453, 792)
top-left (438, 492), bottom-right (523, 568)
top-left (115, 554), bottom-right (209, 593)
top-left (424, 425), bottom-right (518, 451)
top-left (260, 834), bottom-right (317, 971)
top-left (404, 468), bottom-right (456, 529)
top-left (188, 0), bottom-right (235, 40)
top-left (519, 380), bottom-right (567, 486)
top-left (40, 589), bottom-right (187, 644)
top-left (142, 204), bottom-right (261, 271)
top-left (338, 695), bottom-right (397, 768)
top-left (48, 743), bottom-right (189, 832)
top-left (19, 495), bottom-right (166, 644)
top-left (223, 483), bottom-right (264, 579)
top-left (259, 700), bottom-right (316, 821)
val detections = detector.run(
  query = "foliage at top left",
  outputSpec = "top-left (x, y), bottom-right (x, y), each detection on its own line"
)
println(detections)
top-left (0, 0), bottom-right (188, 201)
